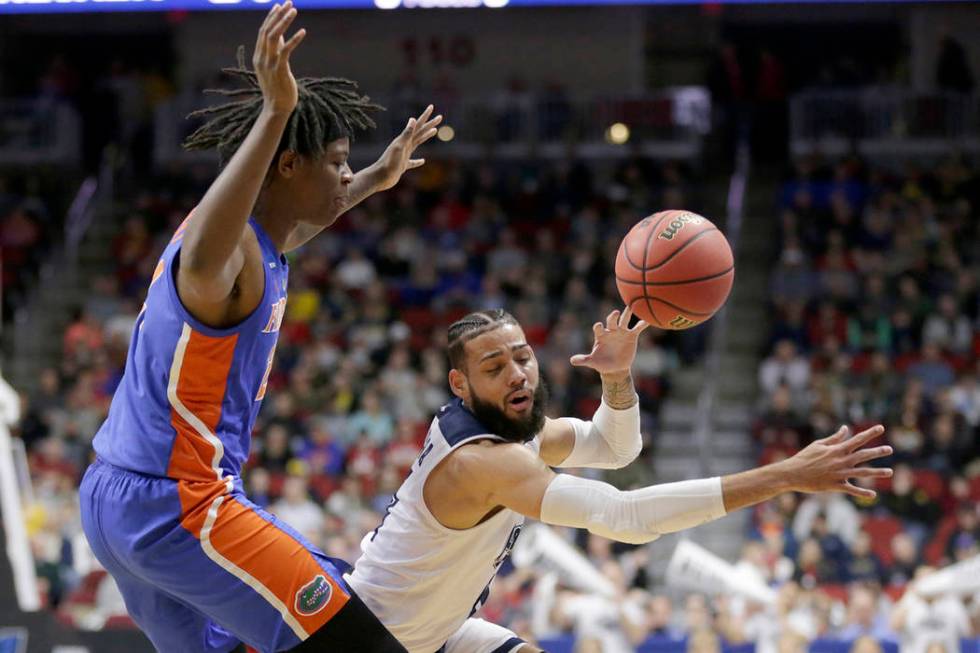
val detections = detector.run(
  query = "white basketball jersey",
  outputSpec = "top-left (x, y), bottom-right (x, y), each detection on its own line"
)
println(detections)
top-left (349, 398), bottom-right (538, 653)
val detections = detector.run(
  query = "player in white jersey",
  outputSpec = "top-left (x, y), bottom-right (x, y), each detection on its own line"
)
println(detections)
top-left (349, 307), bottom-right (894, 653)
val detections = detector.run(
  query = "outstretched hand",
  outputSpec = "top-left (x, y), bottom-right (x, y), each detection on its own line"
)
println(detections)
top-left (253, 1), bottom-right (307, 116)
top-left (569, 307), bottom-right (649, 378)
top-left (374, 104), bottom-right (443, 191)
top-left (785, 425), bottom-right (893, 498)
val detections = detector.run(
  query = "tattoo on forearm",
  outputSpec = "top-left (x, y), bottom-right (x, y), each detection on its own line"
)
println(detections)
top-left (602, 375), bottom-right (637, 409)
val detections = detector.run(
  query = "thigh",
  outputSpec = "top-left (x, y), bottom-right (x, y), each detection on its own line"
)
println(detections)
top-left (83, 462), bottom-right (352, 653)
top-left (442, 618), bottom-right (527, 653)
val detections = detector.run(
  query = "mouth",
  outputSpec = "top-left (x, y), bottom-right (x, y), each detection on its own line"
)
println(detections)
top-left (334, 195), bottom-right (349, 208)
top-left (507, 389), bottom-right (533, 413)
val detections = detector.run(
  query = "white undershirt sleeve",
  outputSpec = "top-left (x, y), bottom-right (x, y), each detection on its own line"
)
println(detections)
top-left (539, 473), bottom-right (727, 545)
top-left (556, 398), bottom-right (641, 469)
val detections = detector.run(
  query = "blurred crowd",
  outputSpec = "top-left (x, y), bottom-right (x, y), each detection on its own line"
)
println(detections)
top-left (7, 150), bottom-right (980, 651)
top-left (748, 155), bottom-right (980, 651)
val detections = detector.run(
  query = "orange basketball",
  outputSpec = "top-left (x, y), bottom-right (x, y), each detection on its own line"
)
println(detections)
top-left (615, 210), bottom-right (734, 330)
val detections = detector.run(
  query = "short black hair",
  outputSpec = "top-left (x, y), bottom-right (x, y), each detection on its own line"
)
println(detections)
top-left (447, 309), bottom-right (520, 371)
top-left (183, 46), bottom-right (384, 166)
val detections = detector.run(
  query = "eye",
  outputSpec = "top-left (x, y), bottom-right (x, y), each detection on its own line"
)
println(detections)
top-left (486, 366), bottom-right (502, 375)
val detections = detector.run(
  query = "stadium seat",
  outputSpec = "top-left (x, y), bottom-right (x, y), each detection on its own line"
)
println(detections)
top-left (862, 515), bottom-right (904, 565)
top-left (912, 469), bottom-right (946, 502)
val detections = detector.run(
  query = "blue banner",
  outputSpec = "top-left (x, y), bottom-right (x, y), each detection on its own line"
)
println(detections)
top-left (0, 0), bottom-right (962, 13)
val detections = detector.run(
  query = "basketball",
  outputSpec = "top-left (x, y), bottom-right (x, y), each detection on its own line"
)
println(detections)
top-left (615, 210), bottom-right (734, 330)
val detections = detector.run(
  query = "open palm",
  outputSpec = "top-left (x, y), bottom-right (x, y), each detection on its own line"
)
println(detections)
top-left (570, 307), bottom-right (649, 376)
top-left (375, 104), bottom-right (443, 191)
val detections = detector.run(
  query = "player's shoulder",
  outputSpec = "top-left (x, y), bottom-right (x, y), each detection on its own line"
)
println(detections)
top-left (445, 438), bottom-right (541, 485)
top-left (434, 398), bottom-right (493, 447)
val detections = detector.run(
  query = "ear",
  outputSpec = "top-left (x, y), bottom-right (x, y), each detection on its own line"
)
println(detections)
top-left (277, 149), bottom-right (299, 178)
top-left (448, 368), bottom-right (468, 402)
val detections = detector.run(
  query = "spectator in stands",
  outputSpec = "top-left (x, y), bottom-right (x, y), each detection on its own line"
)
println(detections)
top-left (882, 464), bottom-right (940, 540)
top-left (945, 503), bottom-right (980, 563)
top-left (770, 242), bottom-right (817, 307)
top-left (887, 533), bottom-right (922, 587)
top-left (922, 294), bottom-right (973, 355)
top-left (255, 423), bottom-right (294, 473)
top-left (836, 586), bottom-right (895, 641)
top-left (298, 417), bottom-right (346, 478)
top-left (950, 367), bottom-right (980, 428)
top-left (907, 343), bottom-right (956, 398)
top-left (793, 493), bottom-right (860, 548)
top-left (348, 389), bottom-right (395, 446)
top-left (759, 340), bottom-right (811, 402)
top-left (845, 531), bottom-right (886, 585)
top-left (647, 594), bottom-right (683, 638)
top-left (268, 474), bottom-right (325, 545)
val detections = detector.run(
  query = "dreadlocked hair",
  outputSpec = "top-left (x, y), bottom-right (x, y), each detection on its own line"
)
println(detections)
top-left (182, 46), bottom-right (384, 166)
top-left (447, 309), bottom-right (520, 371)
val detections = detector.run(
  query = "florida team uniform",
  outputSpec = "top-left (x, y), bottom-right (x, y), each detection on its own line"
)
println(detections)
top-left (80, 217), bottom-right (351, 653)
top-left (349, 399), bottom-right (532, 653)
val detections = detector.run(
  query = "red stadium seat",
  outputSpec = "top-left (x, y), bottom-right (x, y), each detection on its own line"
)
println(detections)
top-left (969, 476), bottom-right (980, 501)
top-left (64, 570), bottom-right (108, 607)
top-left (862, 515), bottom-right (904, 566)
top-left (819, 584), bottom-right (848, 603)
top-left (912, 469), bottom-right (946, 502)
top-left (924, 514), bottom-right (959, 565)
top-left (103, 614), bottom-right (138, 629)
top-left (884, 584), bottom-right (907, 603)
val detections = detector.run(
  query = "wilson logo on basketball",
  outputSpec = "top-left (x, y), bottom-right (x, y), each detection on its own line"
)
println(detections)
top-left (294, 574), bottom-right (332, 616)
top-left (657, 213), bottom-right (704, 241)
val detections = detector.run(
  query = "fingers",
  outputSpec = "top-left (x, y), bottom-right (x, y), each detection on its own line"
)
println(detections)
top-left (592, 322), bottom-right (603, 339)
top-left (407, 158), bottom-right (425, 169)
top-left (630, 319), bottom-right (650, 334)
top-left (415, 104), bottom-right (434, 129)
top-left (848, 445), bottom-right (893, 466)
top-left (403, 117), bottom-right (417, 135)
top-left (415, 127), bottom-right (439, 147)
top-left (823, 424), bottom-right (849, 445)
top-left (847, 467), bottom-right (894, 479)
top-left (281, 27), bottom-right (307, 58)
top-left (605, 310), bottom-right (620, 331)
top-left (256, 3), bottom-right (287, 57)
top-left (843, 424), bottom-right (885, 452)
top-left (618, 306), bottom-right (632, 329)
top-left (268, 4), bottom-right (299, 51)
top-left (569, 354), bottom-right (591, 367)
top-left (840, 481), bottom-right (876, 499)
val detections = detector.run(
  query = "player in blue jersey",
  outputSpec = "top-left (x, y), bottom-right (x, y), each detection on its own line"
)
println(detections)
top-left (79, 4), bottom-right (439, 651)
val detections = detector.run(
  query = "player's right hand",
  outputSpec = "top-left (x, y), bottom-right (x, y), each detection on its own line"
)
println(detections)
top-left (254, 1), bottom-right (306, 116)
top-left (784, 424), bottom-right (893, 498)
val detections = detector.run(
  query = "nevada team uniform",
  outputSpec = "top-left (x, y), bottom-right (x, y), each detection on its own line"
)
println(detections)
top-left (350, 399), bottom-right (533, 653)
top-left (80, 217), bottom-right (351, 653)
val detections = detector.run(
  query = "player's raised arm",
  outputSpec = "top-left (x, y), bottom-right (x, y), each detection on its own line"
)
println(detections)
top-left (180, 2), bottom-right (305, 302)
top-left (538, 307), bottom-right (648, 469)
top-left (473, 424), bottom-right (892, 545)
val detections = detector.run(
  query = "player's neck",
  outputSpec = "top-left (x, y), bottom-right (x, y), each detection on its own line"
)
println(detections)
top-left (251, 208), bottom-right (296, 254)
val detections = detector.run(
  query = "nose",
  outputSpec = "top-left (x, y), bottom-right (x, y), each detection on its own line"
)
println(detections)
top-left (341, 164), bottom-right (353, 185)
top-left (506, 362), bottom-right (527, 388)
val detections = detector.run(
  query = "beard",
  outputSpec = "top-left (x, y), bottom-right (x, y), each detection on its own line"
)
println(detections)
top-left (468, 379), bottom-right (549, 444)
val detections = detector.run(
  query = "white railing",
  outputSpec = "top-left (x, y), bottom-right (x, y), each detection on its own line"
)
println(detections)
top-left (0, 374), bottom-right (40, 613)
top-left (155, 87), bottom-right (711, 167)
top-left (0, 100), bottom-right (81, 166)
top-left (790, 88), bottom-right (980, 159)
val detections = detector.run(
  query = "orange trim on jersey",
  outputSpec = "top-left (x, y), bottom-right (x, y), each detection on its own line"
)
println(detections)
top-left (207, 496), bottom-right (350, 633)
top-left (170, 211), bottom-right (194, 244)
top-left (167, 328), bottom-right (237, 484)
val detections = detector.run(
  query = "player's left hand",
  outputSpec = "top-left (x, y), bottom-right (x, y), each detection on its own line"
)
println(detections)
top-left (373, 104), bottom-right (443, 191)
top-left (569, 307), bottom-right (649, 378)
